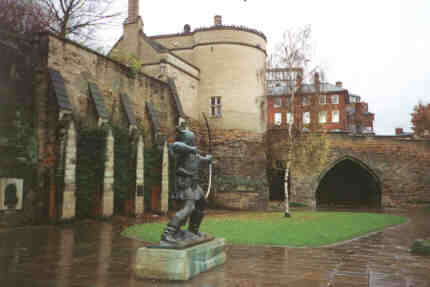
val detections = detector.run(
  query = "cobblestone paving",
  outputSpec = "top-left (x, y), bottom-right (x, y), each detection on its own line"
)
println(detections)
top-left (0, 210), bottom-right (429, 287)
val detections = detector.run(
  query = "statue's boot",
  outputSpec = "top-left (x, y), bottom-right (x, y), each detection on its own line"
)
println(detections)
top-left (188, 210), bottom-right (204, 237)
top-left (161, 216), bottom-right (182, 243)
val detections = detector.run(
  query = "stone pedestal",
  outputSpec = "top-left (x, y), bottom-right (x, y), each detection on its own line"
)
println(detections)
top-left (135, 238), bottom-right (226, 281)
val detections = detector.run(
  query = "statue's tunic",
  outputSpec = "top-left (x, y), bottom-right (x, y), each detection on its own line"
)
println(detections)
top-left (170, 142), bottom-right (209, 201)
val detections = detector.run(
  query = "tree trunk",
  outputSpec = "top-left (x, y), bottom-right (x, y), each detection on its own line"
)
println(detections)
top-left (284, 161), bottom-right (291, 217)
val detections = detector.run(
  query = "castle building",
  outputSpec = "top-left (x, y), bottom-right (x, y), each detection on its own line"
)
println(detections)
top-left (1, 0), bottom-right (430, 226)
top-left (113, 0), bottom-right (268, 132)
top-left (266, 70), bottom-right (374, 133)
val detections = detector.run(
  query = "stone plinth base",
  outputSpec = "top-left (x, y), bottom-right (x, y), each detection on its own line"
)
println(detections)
top-left (135, 238), bottom-right (226, 281)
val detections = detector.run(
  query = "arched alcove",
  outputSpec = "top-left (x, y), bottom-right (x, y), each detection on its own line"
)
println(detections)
top-left (4, 184), bottom-right (18, 209)
top-left (315, 157), bottom-right (381, 209)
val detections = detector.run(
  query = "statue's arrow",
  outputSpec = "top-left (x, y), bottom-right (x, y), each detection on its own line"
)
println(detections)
top-left (202, 113), bottom-right (213, 199)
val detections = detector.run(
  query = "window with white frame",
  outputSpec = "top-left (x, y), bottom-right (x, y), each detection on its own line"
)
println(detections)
top-left (303, 112), bottom-right (310, 124)
top-left (287, 112), bottom-right (293, 124)
top-left (331, 94), bottom-right (339, 104)
top-left (273, 97), bottom-right (281, 108)
top-left (274, 112), bottom-right (282, 125)
top-left (332, 110), bottom-right (339, 123)
top-left (320, 95), bottom-right (326, 104)
top-left (302, 95), bottom-right (309, 106)
top-left (210, 96), bottom-right (221, 117)
top-left (319, 111), bottom-right (327, 123)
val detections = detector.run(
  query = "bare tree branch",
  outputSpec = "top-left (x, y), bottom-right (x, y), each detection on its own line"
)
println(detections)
top-left (36, 0), bottom-right (123, 45)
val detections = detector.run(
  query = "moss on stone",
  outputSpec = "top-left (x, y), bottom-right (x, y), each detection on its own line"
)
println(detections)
top-left (411, 239), bottom-right (430, 255)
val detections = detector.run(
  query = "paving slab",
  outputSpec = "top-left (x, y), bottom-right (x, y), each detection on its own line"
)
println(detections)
top-left (0, 209), bottom-right (429, 286)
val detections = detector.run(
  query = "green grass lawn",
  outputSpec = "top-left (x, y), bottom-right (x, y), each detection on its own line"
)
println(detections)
top-left (122, 211), bottom-right (407, 247)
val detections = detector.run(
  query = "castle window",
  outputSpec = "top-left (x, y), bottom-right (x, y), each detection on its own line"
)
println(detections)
top-left (331, 94), bottom-right (339, 104)
top-left (320, 95), bottom-right (326, 105)
top-left (332, 110), bottom-right (340, 123)
top-left (319, 111), bottom-right (327, 123)
top-left (287, 112), bottom-right (293, 124)
top-left (302, 95), bottom-right (309, 106)
top-left (211, 96), bottom-right (221, 117)
top-left (303, 112), bottom-right (310, 124)
top-left (273, 97), bottom-right (281, 108)
top-left (274, 113), bottom-right (282, 125)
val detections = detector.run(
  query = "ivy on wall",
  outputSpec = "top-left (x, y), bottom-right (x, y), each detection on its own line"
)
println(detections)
top-left (0, 107), bottom-right (39, 214)
top-left (76, 127), bottom-right (107, 218)
top-left (144, 146), bottom-right (162, 210)
top-left (113, 126), bottom-right (136, 215)
top-left (215, 174), bottom-right (266, 193)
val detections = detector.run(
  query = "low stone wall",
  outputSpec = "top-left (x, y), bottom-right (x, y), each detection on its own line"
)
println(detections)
top-left (268, 131), bottom-right (430, 209)
top-left (189, 122), bottom-right (269, 211)
top-left (213, 191), bottom-right (264, 211)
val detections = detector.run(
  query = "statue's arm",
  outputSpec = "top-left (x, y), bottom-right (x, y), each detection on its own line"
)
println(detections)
top-left (198, 154), bottom-right (212, 163)
top-left (172, 142), bottom-right (197, 154)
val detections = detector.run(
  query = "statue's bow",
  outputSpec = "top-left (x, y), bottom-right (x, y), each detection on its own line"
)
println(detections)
top-left (202, 113), bottom-right (213, 199)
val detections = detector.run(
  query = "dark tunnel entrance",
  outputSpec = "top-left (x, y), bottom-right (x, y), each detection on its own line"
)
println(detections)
top-left (316, 158), bottom-right (381, 209)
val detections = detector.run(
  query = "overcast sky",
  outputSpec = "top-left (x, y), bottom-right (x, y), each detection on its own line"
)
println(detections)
top-left (100, 0), bottom-right (430, 135)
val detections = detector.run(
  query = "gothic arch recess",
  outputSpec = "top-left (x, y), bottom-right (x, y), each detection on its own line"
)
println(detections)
top-left (315, 156), bottom-right (381, 209)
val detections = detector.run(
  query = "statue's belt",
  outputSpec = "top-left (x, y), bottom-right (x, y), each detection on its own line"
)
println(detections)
top-left (177, 167), bottom-right (194, 177)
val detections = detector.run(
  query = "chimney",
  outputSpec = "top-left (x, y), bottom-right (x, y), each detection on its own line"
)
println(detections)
top-left (214, 15), bottom-right (222, 26)
top-left (395, 128), bottom-right (403, 135)
top-left (314, 72), bottom-right (320, 91)
top-left (336, 81), bottom-right (343, 88)
top-left (128, 0), bottom-right (139, 23)
top-left (184, 24), bottom-right (191, 34)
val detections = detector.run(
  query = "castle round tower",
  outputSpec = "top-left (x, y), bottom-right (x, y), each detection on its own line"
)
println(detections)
top-left (193, 16), bottom-right (267, 132)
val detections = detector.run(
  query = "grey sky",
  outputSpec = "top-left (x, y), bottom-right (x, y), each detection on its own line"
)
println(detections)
top-left (100, 0), bottom-right (430, 135)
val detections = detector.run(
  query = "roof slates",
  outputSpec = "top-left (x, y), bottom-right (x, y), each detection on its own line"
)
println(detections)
top-left (268, 83), bottom-right (347, 96)
top-left (146, 100), bottom-right (160, 133)
top-left (167, 78), bottom-right (185, 118)
top-left (88, 82), bottom-right (109, 119)
top-left (120, 93), bottom-right (137, 126)
top-left (48, 68), bottom-right (73, 110)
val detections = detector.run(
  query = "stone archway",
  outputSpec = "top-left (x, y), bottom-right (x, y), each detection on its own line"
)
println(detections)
top-left (315, 156), bottom-right (381, 209)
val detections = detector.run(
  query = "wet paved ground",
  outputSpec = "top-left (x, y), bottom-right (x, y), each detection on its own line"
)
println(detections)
top-left (0, 209), bottom-right (429, 287)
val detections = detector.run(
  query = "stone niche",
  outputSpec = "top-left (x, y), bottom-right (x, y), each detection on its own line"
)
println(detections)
top-left (0, 178), bottom-right (24, 211)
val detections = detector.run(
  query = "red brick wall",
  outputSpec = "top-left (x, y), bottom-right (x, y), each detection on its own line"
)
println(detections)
top-left (267, 91), bottom-right (348, 131)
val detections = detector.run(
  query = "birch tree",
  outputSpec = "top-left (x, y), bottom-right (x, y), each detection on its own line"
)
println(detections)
top-left (267, 25), bottom-right (329, 217)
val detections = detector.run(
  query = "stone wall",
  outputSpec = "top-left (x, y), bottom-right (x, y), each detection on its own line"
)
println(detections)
top-left (190, 121), bottom-right (269, 210)
top-left (120, 23), bottom-right (268, 133)
top-left (0, 32), bottom-right (39, 226)
top-left (44, 34), bottom-right (178, 143)
top-left (193, 31), bottom-right (267, 133)
top-left (0, 31), bottom-right (183, 224)
top-left (269, 132), bottom-right (430, 209)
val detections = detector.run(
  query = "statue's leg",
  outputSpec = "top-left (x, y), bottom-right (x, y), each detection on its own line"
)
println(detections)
top-left (161, 200), bottom-right (195, 243)
top-left (188, 197), bottom-right (207, 236)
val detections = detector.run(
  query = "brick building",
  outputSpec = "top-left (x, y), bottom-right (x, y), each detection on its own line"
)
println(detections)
top-left (266, 69), bottom-right (375, 133)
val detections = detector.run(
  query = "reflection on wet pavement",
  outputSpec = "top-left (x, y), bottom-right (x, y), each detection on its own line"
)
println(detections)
top-left (0, 210), bottom-right (429, 286)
